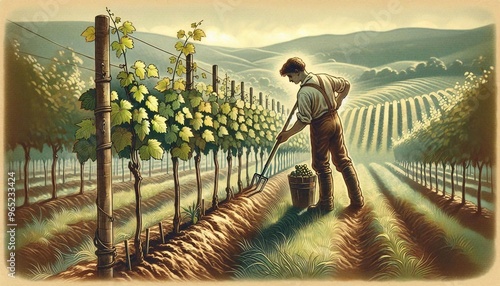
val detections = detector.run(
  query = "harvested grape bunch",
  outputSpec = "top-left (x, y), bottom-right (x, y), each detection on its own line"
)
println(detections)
top-left (289, 164), bottom-right (314, 178)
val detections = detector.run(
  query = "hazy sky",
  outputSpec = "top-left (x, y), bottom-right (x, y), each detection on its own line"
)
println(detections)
top-left (3, 0), bottom-right (497, 48)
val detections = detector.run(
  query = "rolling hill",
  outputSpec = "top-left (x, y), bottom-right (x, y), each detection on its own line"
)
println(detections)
top-left (4, 21), bottom-right (495, 110)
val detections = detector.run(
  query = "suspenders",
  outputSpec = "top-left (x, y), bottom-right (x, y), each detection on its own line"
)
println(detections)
top-left (302, 75), bottom-right (337, 114)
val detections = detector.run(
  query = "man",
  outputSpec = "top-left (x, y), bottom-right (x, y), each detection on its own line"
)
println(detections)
top-left (277, 57), bottom-right (364, 212)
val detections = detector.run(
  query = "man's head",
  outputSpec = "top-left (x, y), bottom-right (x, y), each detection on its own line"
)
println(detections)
top-left (280, 57), bottom-right (307, 84)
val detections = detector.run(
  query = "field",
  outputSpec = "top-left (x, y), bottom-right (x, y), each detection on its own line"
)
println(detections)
top-left (8, 157), bottom-right (494, 281)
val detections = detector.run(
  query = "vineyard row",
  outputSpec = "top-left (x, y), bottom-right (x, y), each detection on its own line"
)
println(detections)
top-left (341, 89), bottom-right (456, 153)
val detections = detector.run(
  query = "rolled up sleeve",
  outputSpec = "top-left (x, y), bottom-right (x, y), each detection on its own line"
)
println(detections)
top-left (330, 76), bottom-right (348, 93)
top-left (296, 90), bottom-right (313, 124)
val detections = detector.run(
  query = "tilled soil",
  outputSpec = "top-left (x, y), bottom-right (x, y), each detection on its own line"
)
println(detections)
top-left (22, 162), bottom-right (494, 282)
top-left (56, 172), bottom-right (289, 281)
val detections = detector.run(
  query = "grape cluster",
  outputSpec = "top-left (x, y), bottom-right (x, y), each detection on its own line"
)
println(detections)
top-left (290, 164), bottom-right (314, 178)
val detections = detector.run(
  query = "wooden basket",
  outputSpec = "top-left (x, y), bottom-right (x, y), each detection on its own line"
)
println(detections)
top-left (288, 175), bottom-right (316, 209)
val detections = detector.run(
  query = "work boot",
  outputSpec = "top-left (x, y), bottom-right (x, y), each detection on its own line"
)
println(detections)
top-left (308, 172), bottom-right (334, 213)
top-left (342, 165), bottom-right (364, 208)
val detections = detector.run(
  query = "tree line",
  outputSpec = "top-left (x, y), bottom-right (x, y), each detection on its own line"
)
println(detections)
top-left (393, 66), bottom-right (495, 213)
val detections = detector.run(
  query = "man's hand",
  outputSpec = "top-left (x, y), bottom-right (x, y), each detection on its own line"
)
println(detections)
top-left (277, 130), bottom-right (291, 143)
top-left (276, 120), bottom-right (307, 144)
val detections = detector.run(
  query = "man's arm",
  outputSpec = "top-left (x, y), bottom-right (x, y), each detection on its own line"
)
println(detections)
top-left (276, 119), bottom-right (307, 143)
top-left (335, 79), bottom-right (350, 107)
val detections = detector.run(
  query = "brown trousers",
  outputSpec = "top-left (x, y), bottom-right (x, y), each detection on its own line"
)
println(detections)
top-left (310, 112), bottom-right (353, 174)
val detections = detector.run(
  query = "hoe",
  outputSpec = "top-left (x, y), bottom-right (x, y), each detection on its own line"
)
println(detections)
top-left (243, 102), bottom-right (298, 197)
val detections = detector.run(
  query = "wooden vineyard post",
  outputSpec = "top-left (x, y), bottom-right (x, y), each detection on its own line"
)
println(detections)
top-left (186, 54), bottom-right (194, 90)
top-left (275, 101), bottom-right (280, 174)
top-left (159, 222), bottom-right (165, 244)
top-left (231, 80), bottom-right (236, 98)
top-left (124, 240), bottom-right (131, 271)
top-left (94, 14), bottom-right (115, 279)
top-left (211, 65), bottom-right (220, 209)
top-left (246, 87), bottom-right (254, 186)
top-left (212, 65), bottom-right (219, 94)
top-left (225, 80), bottom-right (236, 200)
top-left (237, 82), bottom-right (244, 192)
top-left (144, 228), bottom-right (150, 257)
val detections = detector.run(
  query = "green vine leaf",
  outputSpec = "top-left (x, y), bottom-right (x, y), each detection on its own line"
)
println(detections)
top-left (175, 111), bottom-right (185, 125)
top-left (73, 137), bottom-right (97, 163)
top-left (134, 119), bottom-right (150, 141)
top-left (151, 115), bottom-right (167, 133)
top-left (218, 126), bottom-right (229, 137)
top-left (75, 119), bottom-right (96, 140)
top-left (111, 36), bottom-right (134, 58)
top-left (147, 64), bottom-right (159, 78)
top-left (191, 112), bottom-right (204, 130)
top-left (117, 71), bottom-right (134, 87)
top-left (79, 88), bottom-right (96, 111)
top-left (81, 26), bottom-right (95, 42)
top-left (177, 30), bottom-right (186, 39)
top-left (175, 41), bottom-right (195, 56)
top-left (192, 29), bottom-right (206, 41)
top-left (145, 95), bottom-right (159, 112)
top-left (171, 142), bottom-right (191, 160)
top-left (218, 114), bottom-right (227, 125)
top-left (139, 139), bottom-right (164, 160)
top-left (132, 60), bottom-right (146, 80)
top-left (174, 80), bottom-right (186, 91)
top-left (111, 90), bottom-right (119, 101)
top-left (165, 131), bottom-right (177, 144)
top-left (220, 103), bottom-right (231, 115)
top-left (190, 96), bottom-right (203, 108)
top-left (133, 107), bottom-right (148, 123)
top-left (130, 84), bottom-right (149, 102)
top-left (176, 63), bottom-right (187, 76)
top-left (111, 100), bottom-right (133, 126)
top-left (172, 100), bottom-right (181, 111)
top-left (202, 129), bottom-right (215, 143)
top-left (159, 102), bottom-right (174, 118)
top-left (118, 21), bottom-right (136, 36)
top-left (112, 127), bottom-right (132, 153)
top-left (155, 78), bottom-right (171, 92)
top-left (179, 126), bottom-right (194, 142)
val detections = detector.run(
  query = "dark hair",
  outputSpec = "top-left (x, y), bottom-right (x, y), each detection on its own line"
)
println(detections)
top-left (279, 57), bottom-right (306, 76)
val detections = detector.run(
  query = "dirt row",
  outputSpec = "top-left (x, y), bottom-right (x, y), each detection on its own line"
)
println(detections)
top-left (15, 162), bottom-right (242, 229)
top-left (15, 164), bottom-right (241, 278)
top-left (40, 162), bottom-right (494, 281)
top-left (386, 163), bottom-right (495, 239)
top-left (367, 165), bottom-right (482, 278)
top-left (55, 172), bottom-right (291, 281)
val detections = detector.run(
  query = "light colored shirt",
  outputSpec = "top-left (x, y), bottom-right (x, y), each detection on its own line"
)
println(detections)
top-left (296, 72), bottom-right (348, 124)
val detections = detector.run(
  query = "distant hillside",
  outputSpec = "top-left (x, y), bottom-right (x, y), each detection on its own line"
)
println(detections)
top-left (262, 26), bottom-right (495, 67)
top-left (4, 21), bottom-right (495, 107)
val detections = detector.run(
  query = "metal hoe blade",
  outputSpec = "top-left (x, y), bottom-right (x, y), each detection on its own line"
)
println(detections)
top-left (244, 173), bottom-right (268, 197)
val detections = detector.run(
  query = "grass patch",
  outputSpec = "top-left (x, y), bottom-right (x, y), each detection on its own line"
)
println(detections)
top-left (28, 235), bottom-right (96, 280)
top-left (370, 162), bottom-right (494, 270)
top-left (233, 178), bottom-right (346, 280)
